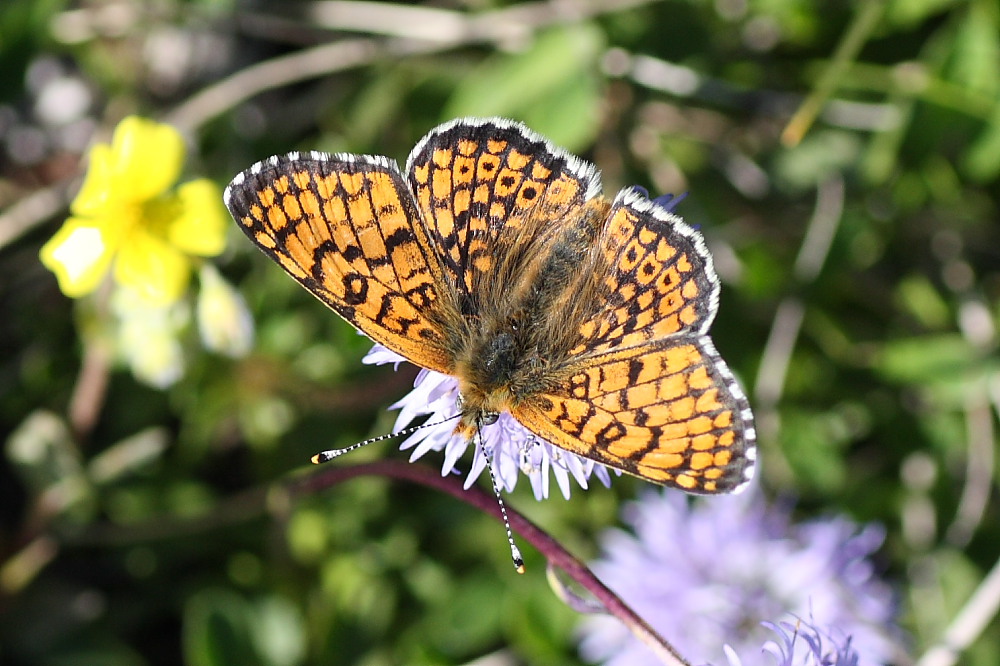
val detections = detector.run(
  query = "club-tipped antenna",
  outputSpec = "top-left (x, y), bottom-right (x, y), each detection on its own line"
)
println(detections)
top-left (312, 413), bottom-right (524, 573)
top-left (311, 415), bottom-right (459, 464)
top-left (476, 418), bottom-right (525, 574)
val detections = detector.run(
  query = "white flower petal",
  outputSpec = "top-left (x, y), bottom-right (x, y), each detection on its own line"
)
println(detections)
top-left (364, 344), bottom-right (611, 498)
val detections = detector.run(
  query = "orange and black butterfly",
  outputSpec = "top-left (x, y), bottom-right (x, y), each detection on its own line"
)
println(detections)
top-left (224, 118), bottom-right (755, 494)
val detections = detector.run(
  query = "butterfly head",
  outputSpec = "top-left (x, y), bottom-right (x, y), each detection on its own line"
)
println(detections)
top-left (452, 367), bottom-right (514, 439)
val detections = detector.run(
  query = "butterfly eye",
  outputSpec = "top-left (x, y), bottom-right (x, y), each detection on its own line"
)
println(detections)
top-left (480, 411), bottom-right (500, 426)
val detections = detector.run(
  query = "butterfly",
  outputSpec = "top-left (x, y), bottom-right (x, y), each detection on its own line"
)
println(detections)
top-left (224, 117), bottom-right (755, 495)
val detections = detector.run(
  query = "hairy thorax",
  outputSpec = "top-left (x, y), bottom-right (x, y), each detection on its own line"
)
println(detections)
top-left (452, 325), bottom-right (547, 437)
top-left (449, 199), bottom-right (612, 439)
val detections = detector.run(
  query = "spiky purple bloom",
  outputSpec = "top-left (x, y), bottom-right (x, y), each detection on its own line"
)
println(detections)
top-left (578, 489), bottom-right (898, 666)
top-left (723, 620), bottom-right (861, 666)
top-left (364, 344), bottom-right (614, 499)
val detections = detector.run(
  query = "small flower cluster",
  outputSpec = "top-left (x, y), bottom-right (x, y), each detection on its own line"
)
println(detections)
top-left (722, 619), bottom-right (862, 666)
top-left (578, 489), bottom-right (898, 666)
top-left (364, 344), bottom-right (615, 499)
top-left (40, 116), bottom-right (252, 387)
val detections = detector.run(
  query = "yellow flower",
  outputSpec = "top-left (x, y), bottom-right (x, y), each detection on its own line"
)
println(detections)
top-left (40, 116), bottom-right (227, 305)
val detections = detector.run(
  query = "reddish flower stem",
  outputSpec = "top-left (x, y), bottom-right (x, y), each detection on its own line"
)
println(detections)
top-left (292, 460), bottom-right (691, 666)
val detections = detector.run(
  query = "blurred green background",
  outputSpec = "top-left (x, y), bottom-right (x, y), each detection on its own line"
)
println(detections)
top-left (2, 0), bottom-right (1000, 664)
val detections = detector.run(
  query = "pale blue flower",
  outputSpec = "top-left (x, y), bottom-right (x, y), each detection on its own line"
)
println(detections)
top-left (578, 489), bottom-right (898, 666)
top-left (724, 620), bottom-right (861, 666)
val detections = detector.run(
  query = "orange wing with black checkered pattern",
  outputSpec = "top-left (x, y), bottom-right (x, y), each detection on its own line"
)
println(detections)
top-left (405, 118), bottom-right (599, 308)
top-left (224, 152), bottom-right (453, 374)
top-left (512, 339), bottom-right (755, 494)
top-left (570, 189), bottom-right (721, 356)
top-left (509, 188), bottom-right (755, 493)
top-left (225, 119), bottom-right (756, 495)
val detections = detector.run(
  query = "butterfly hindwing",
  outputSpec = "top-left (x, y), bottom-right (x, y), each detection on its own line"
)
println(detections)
top-left (569, 189), bottom-right (721, 357)
top-left (512, 337), bottom-right (755, 493)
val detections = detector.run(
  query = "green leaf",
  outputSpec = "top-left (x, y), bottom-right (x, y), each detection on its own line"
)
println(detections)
top-left (250, 596), bottom-right (306, 666)
top-left (424, 576), bottom-right (504, 655)
top-left (779, 406), bottom-right (865, 493)
top-left (6, 410), bottom-right (94, 521)
top-left (774, 130), bottom-right (863, 192)
top-left (893, 275), bottom-right (951, 329)
top-left (947, 2), bottom-right (1000, 97)
top-left (909, 548), bottom-right (996, 660)
top-left (964, 101), bottom-right (1000, 181)
top-left (886, 0), bottom-right (962, 27)
top-left (183, 589), bottom-right (260, 666)
top-left (875, 335), bottom-right (996, 409)
top-left (443, 25), bottom-right (604, 151)
top-left (876, 334), bottom-right (981, 385)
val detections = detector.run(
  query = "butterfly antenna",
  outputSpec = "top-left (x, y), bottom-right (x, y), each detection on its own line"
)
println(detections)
top-left (476, 419), bottom-right (525, 574)
top-left (311, 415), bottom-right (459, 464)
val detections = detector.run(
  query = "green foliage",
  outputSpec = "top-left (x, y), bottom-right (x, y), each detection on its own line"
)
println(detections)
top-left (3, 0), bottom-right (1000, 664)
top-left (443, 25), bottom-right (605, 150)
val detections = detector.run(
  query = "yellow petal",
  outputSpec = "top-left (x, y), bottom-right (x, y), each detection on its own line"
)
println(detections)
top-left (39, 217), bottom-right (117, 298)
top-left (71, 143), bottom-right (115, 216)
top-left (167, 179), bottom-right (228, 257)
top-left (113, 229), bottom-right (191, 305)
top-left (110, 116), bottom-right (185, 203)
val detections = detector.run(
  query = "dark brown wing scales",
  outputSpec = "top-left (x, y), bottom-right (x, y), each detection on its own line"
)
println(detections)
top-left (224, 152), bottom-right (453, 374)
top-left (405, 118), bottom-right (599, 311)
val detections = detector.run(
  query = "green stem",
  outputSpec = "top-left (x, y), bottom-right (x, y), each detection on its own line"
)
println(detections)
top-left (782, 0), bottom-right (888, 146)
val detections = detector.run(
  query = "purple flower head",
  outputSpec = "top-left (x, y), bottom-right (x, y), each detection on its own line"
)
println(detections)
top-left (628, 186), bottom-right (686, 213)
top-left (578, 489), bottom-right (898, 666)
top-left (363, 344), bottom-right (615, 499)
top-left (723, 620), bottom-right (861, 666)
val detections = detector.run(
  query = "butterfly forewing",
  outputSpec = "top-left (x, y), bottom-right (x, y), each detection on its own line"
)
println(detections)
top-left (405, 118), bottom-right (600, 309)
top-left (224, 153), bottom-right (453, 373)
